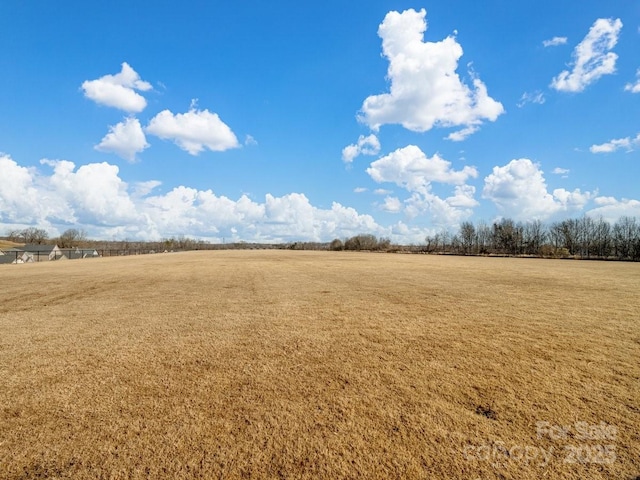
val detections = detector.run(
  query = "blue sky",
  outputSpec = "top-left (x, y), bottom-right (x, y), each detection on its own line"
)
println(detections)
top-left (1, 1), bottom-right (638, 243)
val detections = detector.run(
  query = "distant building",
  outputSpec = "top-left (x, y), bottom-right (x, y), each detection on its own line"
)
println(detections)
top-left (19, 244), bottom-right (63, 261)
top-left (0, 244), bottom-right (102, 265)
top-left (58, 248), bottom-right (100, 260)
top-left (0, 250), bottom-right (33, 264)
top-left (0, 255), bottom-right (17, 265)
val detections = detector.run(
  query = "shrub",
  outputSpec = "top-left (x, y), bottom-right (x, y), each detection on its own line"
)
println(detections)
top-left (343, 234), bottom-right (389, 251)
top-left (329, 239), bottom-right (344, 251)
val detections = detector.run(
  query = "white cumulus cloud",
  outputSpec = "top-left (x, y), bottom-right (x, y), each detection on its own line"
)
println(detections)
top-left (146, 107), bottom-right (240, 155)
top-left (132, 180), bottom-right (162, 197)
top-left (0, 155), bottom-right (399, 243)
top-left (81, 62), bottom-right (152, 113)
top-left (483, 159), bottom-right (592, 220)
top-left (41, 159), bottom-right (140, 226)
top-left (587, 197), bottom-right (640, 222)
top-left (403, 190), bottom-right (476, 227)
top-left (143, 190), bottom-right (387, 242)
top-left (367, 145), bottom-right (478, 227)
top-left (446, 185), bottom-right (479, 208)
top-left (358, 8), bottom-right (504, 137)
top-left (342, 134), bottom-right (381, 163)
top-left (624, 69), bottom-right (640, 93)
top-left (543, 36), bottom-right (568, 47)
top-left (590, 133), bottom-right (640, 153)
top-left (380, 196), bottom-right (402, 213)
top-left (0, 154), bottom-right (41, 223)
top-left (367, 145), bottom-right (478, 192)
top-left (95, 117), bottom-right (149, 162)
top-left (551, 18), bottom-right (623, 92)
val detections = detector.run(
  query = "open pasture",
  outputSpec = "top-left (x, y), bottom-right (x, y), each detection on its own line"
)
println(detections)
top-left (0, 250), bottom-right (638, 479)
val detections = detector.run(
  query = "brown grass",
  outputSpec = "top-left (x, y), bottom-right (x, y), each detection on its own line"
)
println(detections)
top-left (0, 251), bottom-right (638, 479)
top-left (0, 240), bottom-right (22, 250)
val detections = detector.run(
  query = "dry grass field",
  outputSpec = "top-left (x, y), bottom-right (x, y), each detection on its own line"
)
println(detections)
top-left (0, 240), bottom-right (22, 250)
top-left (0, 250), bottom-right (638, 479)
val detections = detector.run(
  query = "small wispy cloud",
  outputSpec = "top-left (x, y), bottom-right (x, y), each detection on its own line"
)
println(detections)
top-left (624, 69), bottom-right (640, 93)
top-left (342, 134), bottom-right (381, 163)
top-left (517, 91), bottom-right (546, 108)
top-left (590, 133), bottom-right (640, 153)
top-left (543, 36), bottom-right (568, 47)
top-left (446, 125), bottom-right (479, 142)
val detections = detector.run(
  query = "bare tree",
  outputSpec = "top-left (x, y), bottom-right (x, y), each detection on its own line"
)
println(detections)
top-left (492, 218), bottom-right (521, 255)
top-left (58, 228), bottom-right (88, 248)
top-left (523, 220), bottom-right (547, 255)
top-left (591, 216), bottom-right (612, 258)
top-left (551, 219), bottom-right (579, 255)
top-left (475, 221), bottom-right (491, 254)
top-left (613, 216), bottom-right (640, 260)
top-left (459, 221), bottom-right (476, 255)
top-left (20, 227), bottom-right (49, 244)
top-left (576, 216), bottom-right (595, 258)
top-left (424, 235), bottom-right (435, 252)
top-left (6, 229), bottom-right (21, 242)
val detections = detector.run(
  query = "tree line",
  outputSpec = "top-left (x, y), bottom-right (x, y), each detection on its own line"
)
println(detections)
top-left (4, 215), bottom-right (640, 261)
top-left (4, 228), bottom-right (213, 251)
top-left (424, 216), bottom-right (640, 261)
